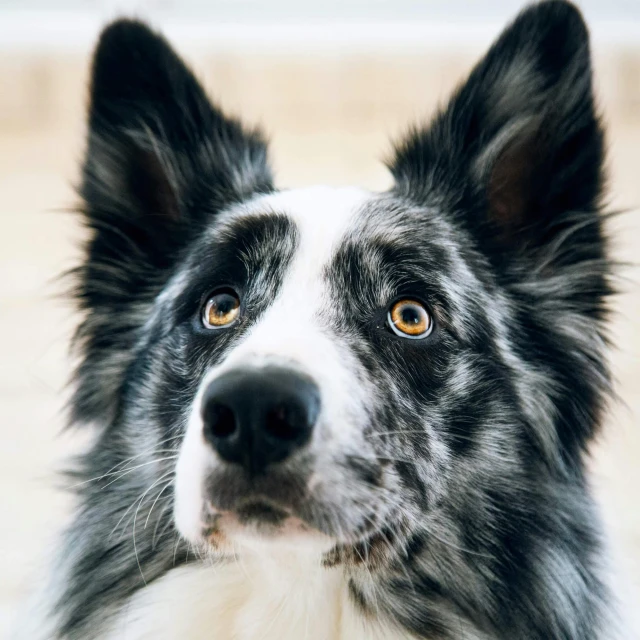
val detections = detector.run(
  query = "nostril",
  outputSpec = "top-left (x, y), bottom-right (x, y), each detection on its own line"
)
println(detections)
top-left (206, 403), bottom-right (236, 439)
top-left (265, 405), bottom-right (300, 441)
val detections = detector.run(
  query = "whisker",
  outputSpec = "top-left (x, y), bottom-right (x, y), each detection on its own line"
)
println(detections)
top-left (351, 515), bottom-right (382, 619)
top-left (424, 528), bottom-right (495, 559)
top-left (69, 453), bottom-right (179, 489)
top-left (152, 501), bottom-right (173, 546)
top-left (368, 430), bottom-right (430, 437)
top-left (109, 482), bottom-right (163, 544)
top-left (346, 453), bottom-right (418, 465)
top-left (153, 501), bottom-right (175, 550)
top-left (131, 470), bottom-right (176, 584)
top-left (173, 533), bottom-right (181, 566)
top-left (99, 456), bottom-right (178, 490)
top-left (144, 481), bottom-right (173, 530)
top-left (368, 429), bottom-right (478, 443)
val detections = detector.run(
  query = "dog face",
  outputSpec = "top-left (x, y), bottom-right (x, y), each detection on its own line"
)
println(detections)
top-left (65, 2), bottom-right (614, 637)
top-left (171, 185), bottom-right (500, 550)
top-left (169, 178), bottom-right (545, 553)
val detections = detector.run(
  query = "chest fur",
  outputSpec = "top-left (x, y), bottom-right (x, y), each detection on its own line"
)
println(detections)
top-left (104, 554), bottom-right (410, 640)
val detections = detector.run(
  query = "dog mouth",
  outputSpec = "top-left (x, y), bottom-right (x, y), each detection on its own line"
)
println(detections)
top-left (199, 490), bottom-right (394, 555)
top-left (201, 497), bottom-right (322, 548)
top-left (199, 494), bottom-right (409, 573)
top-left (196, 462), bottom-right (395, 549)
top-left (235, 500), bottom-right (289, 526)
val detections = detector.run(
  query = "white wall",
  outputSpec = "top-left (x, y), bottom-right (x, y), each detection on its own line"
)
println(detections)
top-left (0, 0), bottom-right (638, 52)
top-left (0, 0), bottom-right (638, 21)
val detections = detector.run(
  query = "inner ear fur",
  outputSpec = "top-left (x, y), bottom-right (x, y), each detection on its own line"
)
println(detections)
top-left (479, 116), bottom-right (547, 242)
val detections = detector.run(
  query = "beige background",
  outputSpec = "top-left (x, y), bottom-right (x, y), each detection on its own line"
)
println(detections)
top-left (1, 9), bottom-right (639, 637)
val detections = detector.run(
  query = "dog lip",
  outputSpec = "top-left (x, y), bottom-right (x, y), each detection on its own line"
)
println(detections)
top-left (201, 499), bottom-right (321, 546)
top-left (203, 497), bottom-right (292, 525)
top-left (234, 500), bottom-right (289, 526)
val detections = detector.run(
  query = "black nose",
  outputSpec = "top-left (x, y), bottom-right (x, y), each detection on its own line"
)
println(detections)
top-left (201, 366), bottom-right (320, 475)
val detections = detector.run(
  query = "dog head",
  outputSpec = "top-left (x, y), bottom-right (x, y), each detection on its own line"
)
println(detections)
top-left (74, 0), bottom-right (610, 593)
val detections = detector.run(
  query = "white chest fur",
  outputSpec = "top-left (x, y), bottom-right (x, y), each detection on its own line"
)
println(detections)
top-left (103, 550), bottom-right (411, 640)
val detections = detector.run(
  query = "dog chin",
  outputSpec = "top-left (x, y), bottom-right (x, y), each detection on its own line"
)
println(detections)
top-left (198, 502), bottom-right (337, 554)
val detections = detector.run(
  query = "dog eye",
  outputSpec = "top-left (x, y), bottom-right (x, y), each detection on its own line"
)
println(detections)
top-left (202, 290), bottom-right (241, 329)
top-left (387, 299), bottom-right (433, 339)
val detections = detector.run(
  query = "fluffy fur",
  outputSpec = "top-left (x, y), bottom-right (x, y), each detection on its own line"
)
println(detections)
top-left (16, 2), bottom-right (626, 638)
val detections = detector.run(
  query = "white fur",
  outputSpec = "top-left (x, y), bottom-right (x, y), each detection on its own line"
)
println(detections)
top-left (103, 551), bottom-right (411, 640)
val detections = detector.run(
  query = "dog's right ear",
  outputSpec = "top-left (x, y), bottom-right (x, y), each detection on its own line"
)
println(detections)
top-left (82, 19), bottom-right (272, 277)
top-left (72, 21), bottom-right (272, 426)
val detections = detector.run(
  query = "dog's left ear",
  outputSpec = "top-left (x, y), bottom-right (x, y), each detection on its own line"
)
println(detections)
top-left (390, 1), bottom-right (605, 269)
top-left (82, 19), bottom-right (272, 272)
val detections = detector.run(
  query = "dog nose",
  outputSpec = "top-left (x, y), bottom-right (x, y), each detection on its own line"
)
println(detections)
top-left (201, 367), bottom-right (320, 474)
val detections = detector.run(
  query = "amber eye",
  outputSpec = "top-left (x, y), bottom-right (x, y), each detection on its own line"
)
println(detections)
top-left (387, 299), bottom-right (433, 339)
top-left (202, 290), bottom-right (241, 329)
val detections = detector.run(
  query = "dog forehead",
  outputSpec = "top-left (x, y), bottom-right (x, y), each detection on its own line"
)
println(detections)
top-left (224, 185), bottom-right (373, 268)
top-left (204, 186), bottom-right (378, 389)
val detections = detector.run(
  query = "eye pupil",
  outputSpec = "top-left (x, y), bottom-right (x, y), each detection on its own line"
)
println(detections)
top-left (212, 294), bottom-right (236, 316)
top-left (401, 307), bottom-right (420, 325)
top-left (388, 299), bottom-right (432, 339)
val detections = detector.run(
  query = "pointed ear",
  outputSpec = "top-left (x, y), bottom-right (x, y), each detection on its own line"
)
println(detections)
top-left (82, 19), bottom-right (272, 275)
top-left (72, 21), bottom-right (273, 425)
top-left (389, 1), bottom-right (605, 269)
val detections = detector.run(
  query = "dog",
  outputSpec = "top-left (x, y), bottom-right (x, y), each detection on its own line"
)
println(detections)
top-left (15, 1), bottom-right (629, 638)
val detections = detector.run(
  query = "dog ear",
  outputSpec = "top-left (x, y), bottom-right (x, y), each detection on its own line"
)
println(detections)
top-left (81, 19), bottom-right (272, 276)
top-left (72, 20), bottom-right (272, 425)
top-left (389, 1), bottom-right (605, 272)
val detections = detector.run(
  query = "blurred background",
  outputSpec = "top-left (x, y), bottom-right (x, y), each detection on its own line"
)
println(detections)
top-left (1, 0), bottom-right (639, 634)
